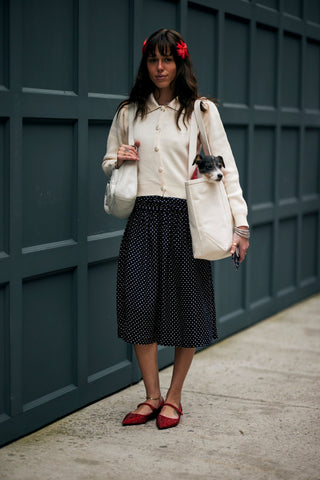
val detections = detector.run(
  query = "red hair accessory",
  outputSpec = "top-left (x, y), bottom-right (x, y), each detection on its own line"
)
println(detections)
top-left (142, 38), bottom-right (148, 55)
top-left (176, 40), bottom-right (188, 59)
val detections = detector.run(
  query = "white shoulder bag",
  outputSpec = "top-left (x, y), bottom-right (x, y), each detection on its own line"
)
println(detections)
top-left (185, 100), bottom-right (234, 261)
top-left (104, 104), bottom-right (137, 219)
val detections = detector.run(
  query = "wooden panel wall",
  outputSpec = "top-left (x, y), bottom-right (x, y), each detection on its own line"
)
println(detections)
top-left (0, 0), bottom-right (319, 445)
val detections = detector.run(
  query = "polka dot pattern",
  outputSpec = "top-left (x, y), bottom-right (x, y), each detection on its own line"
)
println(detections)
top-left (117, 196), bottom-right (218, 348)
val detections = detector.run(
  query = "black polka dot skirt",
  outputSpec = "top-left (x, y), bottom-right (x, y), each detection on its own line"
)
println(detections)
top-left (117, 196), bottom-right (218, 348)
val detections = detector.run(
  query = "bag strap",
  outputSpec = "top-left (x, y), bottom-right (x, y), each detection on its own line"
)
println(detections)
top-left (188, 110), bottom-right (198, 178)
top-left (188, 99), bottom-right (212, 179)
top-left (127, 103), bottom-right (136, 145)
top-left (193, 99), bottom-right (212, 156)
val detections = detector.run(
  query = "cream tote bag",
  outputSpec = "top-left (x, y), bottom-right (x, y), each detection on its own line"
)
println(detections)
top-left (185, 100), bottom-right (234, 261)
top-left (104, 104), bottom-right (137, 219)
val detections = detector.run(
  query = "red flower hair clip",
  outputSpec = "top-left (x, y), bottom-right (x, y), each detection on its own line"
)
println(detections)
top-left (142, 38), bottom-right (148, 55)
top-left (176, 40), bottom-right (188, 59)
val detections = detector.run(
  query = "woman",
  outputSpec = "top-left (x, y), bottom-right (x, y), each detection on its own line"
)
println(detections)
top-left (102, 29), bottom-right (249, 429)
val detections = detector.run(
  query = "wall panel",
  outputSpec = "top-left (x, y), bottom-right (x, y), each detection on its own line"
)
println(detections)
top-left (277, 217), bottom-right (297, 295)
top-left (300, 213), bottom-right (318, 285)
top-left (253, 24), bottom-right (277, 107)
top-left (302, 128), bottom-right (320, 198)
top-left (142, 0), bottom-right (178, 33)
top-left (252, 127), bottom-right (275, 206)
top-left (0, 284), bottom-right (9, 420)
top-left (279, 127), bottom-right (299, 202)
top-left (88, 261), bottom-right (128, 379)
top-left (281, 33), bottom-right (301, 109)
top-left (248, 223), bottom-right (273, 307)
top-left (187, 5), bottom-right (218, 97)
top-left (22, 121), bottom-right (76, 248)
top-left (0, 118), bottom-right (8, 254)
top-left (216, 259), bottom-right (245, 320)
top-left (22, 0), bottom-right (76, 92)
top-left (283, 0), bottom-right (302, 18)
top-left (0, 0), bottom-right (8, 89)
top-left (88, 0), bottom-right (130, 95)
top-left (305, 0), bottom-right (320, 25)
top-left (22, 270), bottom-right (76, 410)
top-left (227, 125), bottom-right (248, 196)
top-left (304, 40), bottom-right (320, 110)
top-left (223, 15), bottom-right (249, 104)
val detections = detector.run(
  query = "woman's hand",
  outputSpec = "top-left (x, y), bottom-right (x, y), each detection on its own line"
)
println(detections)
top-left (116, 141), bottom-right (140, 168)
top-left (230, 226), bottom-right (249, 263)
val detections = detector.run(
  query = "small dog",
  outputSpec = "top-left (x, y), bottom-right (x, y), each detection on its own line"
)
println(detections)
top-left (192, 154), bottom-right (225, 182)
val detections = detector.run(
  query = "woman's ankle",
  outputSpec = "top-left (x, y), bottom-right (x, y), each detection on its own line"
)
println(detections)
top-left (146, 393), bottom-right (162, 401)
top-left (165, 390), bottom-right (181, 407)
top-left (143, 393), bottom-right (163, 408)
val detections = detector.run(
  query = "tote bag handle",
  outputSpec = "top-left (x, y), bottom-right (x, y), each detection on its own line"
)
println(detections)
top-left (127, 103), bottom-right (136, 145)
top-left (193, 99), bottom-right (212, 156)
top-left (188, 99), bottom-right (213, 178)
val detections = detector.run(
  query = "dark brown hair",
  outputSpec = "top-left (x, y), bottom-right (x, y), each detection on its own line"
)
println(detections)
top-left (118, 29), bottom-right (202, 127)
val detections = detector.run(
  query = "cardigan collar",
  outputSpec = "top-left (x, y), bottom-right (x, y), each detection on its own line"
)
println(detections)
top-left (146, 93), bottom-right (180, 113)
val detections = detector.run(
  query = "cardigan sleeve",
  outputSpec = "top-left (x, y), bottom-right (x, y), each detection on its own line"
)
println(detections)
top-left (101, 105), bottom-right (129, 177)
top-left (201, 100), bottom-right (249, 227)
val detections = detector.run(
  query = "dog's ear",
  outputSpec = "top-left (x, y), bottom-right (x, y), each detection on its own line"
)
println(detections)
top-left (193, 154), bottom-right (202, 165)
top-left (217, 156), bottom-right (225, 168)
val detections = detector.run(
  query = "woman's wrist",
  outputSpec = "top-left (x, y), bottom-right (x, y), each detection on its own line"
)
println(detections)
top-left (233, 226), bottom-right (250, 239)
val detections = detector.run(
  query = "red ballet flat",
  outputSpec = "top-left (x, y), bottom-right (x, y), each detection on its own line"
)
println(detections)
top-left (122, 398), bottom-right (164, 426)
top-left (156, 402), bottom-right (183, 430)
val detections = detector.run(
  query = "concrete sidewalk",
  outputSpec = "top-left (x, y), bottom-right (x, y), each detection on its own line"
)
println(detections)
top-left (1, 294), bottom-right (319, 480)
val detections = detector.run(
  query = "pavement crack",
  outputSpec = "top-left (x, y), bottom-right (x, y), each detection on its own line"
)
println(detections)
top-left (184, 389), bottom-right (319, 410)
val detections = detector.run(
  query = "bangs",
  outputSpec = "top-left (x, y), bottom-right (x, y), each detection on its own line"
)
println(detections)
top-left (146, 32), bottom-right (175, 57)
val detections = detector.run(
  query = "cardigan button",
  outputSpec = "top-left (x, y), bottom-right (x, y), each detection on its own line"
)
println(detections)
top-left (154, 146), bottom-right (159, 152)
top-left (159, 167), bottom-right (164, 173)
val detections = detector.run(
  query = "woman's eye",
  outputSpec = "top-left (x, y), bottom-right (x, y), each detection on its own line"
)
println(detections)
top-left (165, 57), bottom-right (173, 62)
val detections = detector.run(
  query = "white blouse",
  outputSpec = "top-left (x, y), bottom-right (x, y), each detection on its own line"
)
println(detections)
top-left (102, 94), bottom-right (248, 227)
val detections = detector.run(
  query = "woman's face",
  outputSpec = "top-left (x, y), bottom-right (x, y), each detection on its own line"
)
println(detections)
top-left (147, 46), bottom-right (177, 92)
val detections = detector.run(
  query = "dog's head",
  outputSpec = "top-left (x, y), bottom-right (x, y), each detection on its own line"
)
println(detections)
top-left (193, 154), bottom-right (225, 181)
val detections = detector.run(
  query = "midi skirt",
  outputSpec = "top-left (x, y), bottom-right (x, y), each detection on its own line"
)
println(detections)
top-left (117, 196), bottom-right (218, 348)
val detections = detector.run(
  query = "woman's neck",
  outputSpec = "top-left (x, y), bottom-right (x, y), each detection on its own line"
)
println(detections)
top-left (154, 88), bottom-right (174, 106)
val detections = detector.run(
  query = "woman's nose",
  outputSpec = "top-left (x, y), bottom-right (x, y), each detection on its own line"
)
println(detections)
top-left (157, 60), bottom-right (163, 70)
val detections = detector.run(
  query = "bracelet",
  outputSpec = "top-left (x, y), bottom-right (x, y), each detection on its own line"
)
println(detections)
top-left (233, 226), bottom-right (250, 239)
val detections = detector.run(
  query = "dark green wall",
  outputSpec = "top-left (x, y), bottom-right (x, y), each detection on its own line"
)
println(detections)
top-left (0, 0), bottom-right (320, 445)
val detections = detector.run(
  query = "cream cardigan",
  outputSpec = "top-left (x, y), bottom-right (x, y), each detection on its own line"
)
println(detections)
top-left (102, 94), bottom-right (248, 227)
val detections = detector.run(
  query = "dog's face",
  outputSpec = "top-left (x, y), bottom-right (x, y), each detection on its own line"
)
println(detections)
top-left (193, 154), bottom-right (225, 181)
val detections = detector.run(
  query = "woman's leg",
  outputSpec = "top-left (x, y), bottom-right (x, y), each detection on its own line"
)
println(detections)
top-left (130, 343), bottom-right (162, 414)
top-left (161, 346), bottom-right (196, 418)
